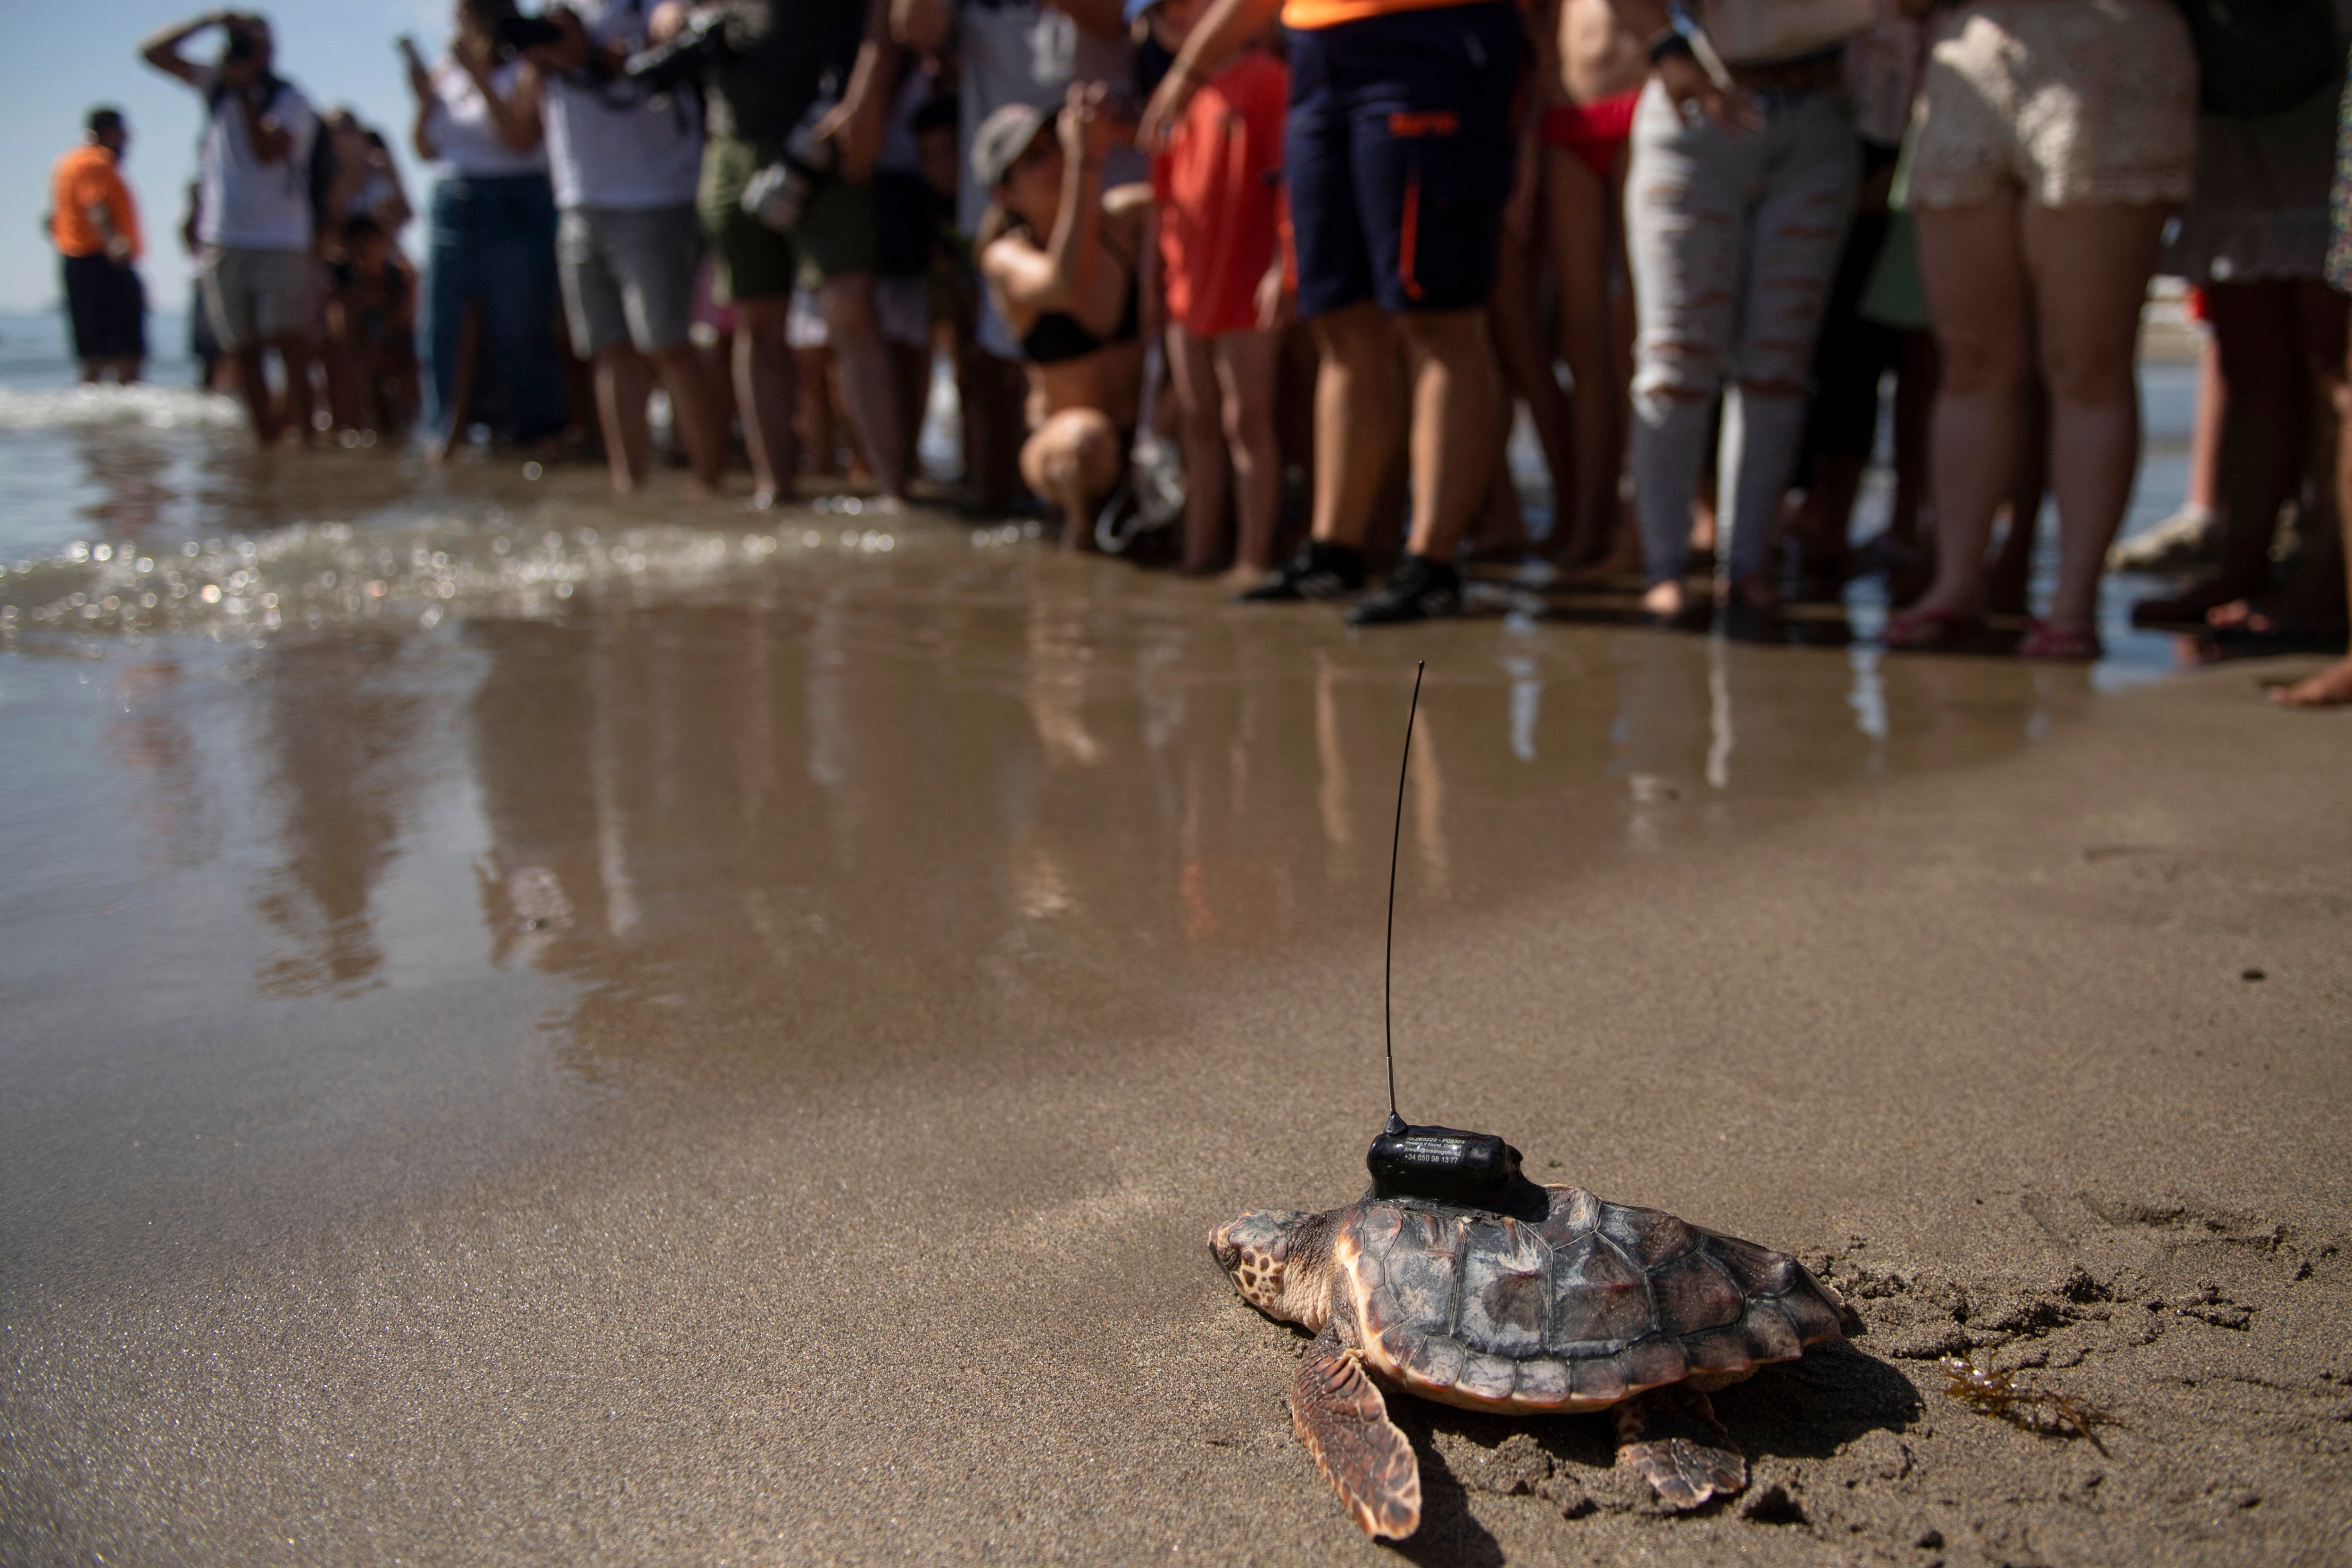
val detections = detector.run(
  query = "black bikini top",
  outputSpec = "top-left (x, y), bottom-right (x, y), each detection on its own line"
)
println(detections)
top-left (1021, 265), bottom-right (1141, 366)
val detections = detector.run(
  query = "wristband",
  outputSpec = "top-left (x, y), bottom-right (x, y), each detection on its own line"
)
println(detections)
top-left (1647, 29), bottom-right (1694, 66)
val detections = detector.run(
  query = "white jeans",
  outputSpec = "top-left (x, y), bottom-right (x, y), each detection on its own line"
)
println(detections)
top-left (1625, 83), bottom-right (1856, 587)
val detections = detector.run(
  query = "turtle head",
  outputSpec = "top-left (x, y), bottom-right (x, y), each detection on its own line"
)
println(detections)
top-left (1210, 1208), bottom-right (1332, 1327)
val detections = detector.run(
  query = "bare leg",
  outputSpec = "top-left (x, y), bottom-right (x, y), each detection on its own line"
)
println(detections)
top-left (275, 339), bottom-right (318, 447)
top-left (732, 296), bottom-right (798, 505)
top-left (1213, 328), bottom-right (1283, 575)
top-left (428, 307), bottom-right (482, 461)
top-left (1020, 408), bottom-right (1123, 547)
top-left (1987, 367), bottom-right (2050, 616)
top-left (818, 274), bottom-right (909, 499)
top-left (2188, 327), bottom-right (2225, 517)
top-left (1308, 303), bottom-right (1408, 548)
top-left (1544, 144), bottom-right (1627, 565)
top-left (2021, 200), bottom-right (2171, 635)
top-left (650, 344), bottom-right (726, 492)
top-left (1169, 324), bottom-right (1231, 572)
top-left (2140, 282), bottom-right (2307, 617)
top-left (1395, 307), bottom-right (1506, 561)
top-left (594, 345), bottom-right (654, 493)
top-left (1904, 194), bottom-right (2031, 623)
top-left (958, 340), bottom-right (1028, 513)
top-left (230, 345), bottom-right (279, 444)
top-left (1488, 206), bottom-right (1568, 554)
top-left (2271, 282), bottom-right (2352, 706)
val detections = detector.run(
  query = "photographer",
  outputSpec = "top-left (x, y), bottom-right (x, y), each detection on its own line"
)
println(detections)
top-left (402, 0), bottom-right (567, 454)
top-left (655, 0), bottom-right (906, 507)
top-left (141, 9), bottom-right (321, 445)
top-left (529, 1), bottom-right (727, 495)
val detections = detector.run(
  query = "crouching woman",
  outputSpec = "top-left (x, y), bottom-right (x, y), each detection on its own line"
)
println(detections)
top-left (973, 86), bottom-right (1149, 545)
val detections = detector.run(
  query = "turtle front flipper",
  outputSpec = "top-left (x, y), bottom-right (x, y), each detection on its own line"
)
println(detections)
top-left (1613, 1385), bottom-right (1747, 1509)
top-left (1290, 1324), bottom-right (1421, 1539)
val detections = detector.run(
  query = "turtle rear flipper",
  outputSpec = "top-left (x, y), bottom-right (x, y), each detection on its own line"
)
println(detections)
top-left (1613, 1385), bottom-right (1747, 1509)
top-left (1291, 1325), bottom-right (1421, 1539)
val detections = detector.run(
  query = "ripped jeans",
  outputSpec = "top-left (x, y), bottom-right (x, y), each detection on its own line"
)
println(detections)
top-left (1625, 82), bottom-right (1856, 588)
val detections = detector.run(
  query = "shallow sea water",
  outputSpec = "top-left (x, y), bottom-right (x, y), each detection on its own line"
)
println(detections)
top-left (0, 313), bottom-right (2205, 1268)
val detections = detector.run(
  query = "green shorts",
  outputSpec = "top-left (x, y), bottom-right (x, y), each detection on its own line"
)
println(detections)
top-left (699, 132), bottom-right (797, 304)
top-left (793, 175), bottom-right (877, 290)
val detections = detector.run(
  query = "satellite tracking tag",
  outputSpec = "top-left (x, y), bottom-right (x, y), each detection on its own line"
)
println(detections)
top-left (1368, 1114), bottom-right (1525, 1204)
top-left (1361, 664), bottom-right (1533, 1213)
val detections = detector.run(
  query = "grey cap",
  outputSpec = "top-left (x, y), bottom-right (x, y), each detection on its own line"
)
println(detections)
top-left (970, 102), bottom-right (1049, 191)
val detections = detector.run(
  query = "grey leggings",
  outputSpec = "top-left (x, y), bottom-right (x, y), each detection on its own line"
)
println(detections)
top-left (1625, 82), bottom-right (1857, 588)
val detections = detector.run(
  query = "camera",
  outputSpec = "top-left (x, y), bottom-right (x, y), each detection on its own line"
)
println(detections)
top-left (623, 9), bottom-right (730, 92)
top-left (493, 12), bottom-right (566, 58)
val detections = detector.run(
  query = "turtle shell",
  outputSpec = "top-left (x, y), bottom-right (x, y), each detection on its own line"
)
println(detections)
top-left (1335, 1186), bottom-right (1845, 1414)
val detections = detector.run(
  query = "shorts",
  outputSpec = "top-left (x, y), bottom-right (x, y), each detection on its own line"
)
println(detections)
top-left (699, 132), bottom-right (798, 304)
top-left (1540, 90), bottom-right (1639, 182)
top-left (200, 245), bottom-right (310, 351)
top-left (1284, 0), bottom-right (1522, 318)
top-left (2165, 79), bottom-right (2340, 285)
top-left (795, 175), bottom-right (879, 290)
top-left (61, 253), bottom-right (147, 361)
top-left (557, 204), bottom-right (701, 357)
top-left (1906, 0), bottom-right (2197, 210)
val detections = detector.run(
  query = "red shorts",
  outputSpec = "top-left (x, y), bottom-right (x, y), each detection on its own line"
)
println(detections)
top-left (1540, 90), bottom-right (1639, 181)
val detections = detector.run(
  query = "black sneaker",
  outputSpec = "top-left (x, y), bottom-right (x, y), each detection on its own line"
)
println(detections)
top-left (1235, 540), bottom-right (1366, 603)
top-left (1347, 555), bottom-right (1462, 626)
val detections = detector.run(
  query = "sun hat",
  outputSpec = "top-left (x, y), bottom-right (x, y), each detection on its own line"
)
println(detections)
top-left (970, 102), bottom-right (1051, 191)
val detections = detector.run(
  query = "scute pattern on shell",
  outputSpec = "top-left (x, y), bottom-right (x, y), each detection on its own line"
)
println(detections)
top-left (1342, 1186), bottom-right (1844, 1413)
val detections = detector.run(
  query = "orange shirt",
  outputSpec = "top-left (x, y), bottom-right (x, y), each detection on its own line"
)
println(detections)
top-left (50, 144), bottom-right (141, 261)
top-left (1152, 50), bottom-right (1288, 338)
top-left (1280, 0), bottom-right (1480, 32)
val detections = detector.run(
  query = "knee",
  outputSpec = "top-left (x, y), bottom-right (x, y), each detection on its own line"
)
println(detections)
top-left (1221, 388), bottom-right (1273, 447)
top-left (2036, 340), bottom-right (2133, 407)
top-left (1175, 383), bottom-right (1221, 440)
top-left (1932, 332), bottom-right (2026, 398)
top-left (822, 278), bottom-right (880, 340)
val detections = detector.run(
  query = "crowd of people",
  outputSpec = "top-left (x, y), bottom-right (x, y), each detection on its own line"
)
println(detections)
top-left (42, 0), bottom-right (2352, 703)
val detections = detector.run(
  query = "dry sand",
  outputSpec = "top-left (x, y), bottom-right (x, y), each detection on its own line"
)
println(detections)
top-left (1, 555), bottom-right (2347, 1567)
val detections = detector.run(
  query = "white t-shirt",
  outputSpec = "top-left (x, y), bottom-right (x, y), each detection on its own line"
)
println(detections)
top-left (540, 0), bottom-right (704, 210)
top-left (195, 70), bottom-right (318, 251)
top-left (426, 58), bottom-right (549, 178)
top-left (954, 2), bottom-right (1136, 236)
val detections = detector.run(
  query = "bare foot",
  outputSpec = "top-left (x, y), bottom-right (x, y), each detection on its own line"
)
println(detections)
top-left (2271, 657), bottom-right (2352, 707)
top-left (1642, 579), bottom-right (1686, 621)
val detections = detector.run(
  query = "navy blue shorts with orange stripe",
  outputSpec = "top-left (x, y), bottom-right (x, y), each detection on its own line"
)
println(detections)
top-left (1284, 0), bottom-right (1522, 319)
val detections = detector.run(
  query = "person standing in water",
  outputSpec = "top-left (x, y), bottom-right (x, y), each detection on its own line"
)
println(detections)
top-left (141, 10), bottom-right (321, 444)
top-left (49, 108), bottom-right (148, 385)
top-left (1141, 0), bottom-right (1524, 624)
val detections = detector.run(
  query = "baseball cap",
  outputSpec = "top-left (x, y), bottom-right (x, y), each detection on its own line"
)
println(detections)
top-left (1122, 0), bottom-right (1163, 24)
top-left (970, 103), bottom-right (1051, 191)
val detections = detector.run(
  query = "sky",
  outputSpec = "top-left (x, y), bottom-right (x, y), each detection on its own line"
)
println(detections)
top-left (2, 1), bottom-right (454, 313)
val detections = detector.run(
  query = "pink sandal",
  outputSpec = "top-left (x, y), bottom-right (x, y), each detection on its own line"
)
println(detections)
top-left (2015, 617), bottom-right (2101, 662)
top-left (1881, 607), bottom-right (1985, 652)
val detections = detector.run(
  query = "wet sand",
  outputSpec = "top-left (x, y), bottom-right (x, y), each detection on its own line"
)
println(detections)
top-left (2, 535), bottom-right (2348, 1567)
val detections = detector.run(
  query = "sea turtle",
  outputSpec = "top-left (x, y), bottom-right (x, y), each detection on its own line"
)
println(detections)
top-left (1211, 1179), bottom-right (1846, 1538)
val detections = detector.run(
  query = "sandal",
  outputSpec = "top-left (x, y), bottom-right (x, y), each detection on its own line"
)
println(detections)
top-left (2015, 617), bottom-right (2101, 662)
top-left (1881, 606), bottom-right (1984, 652)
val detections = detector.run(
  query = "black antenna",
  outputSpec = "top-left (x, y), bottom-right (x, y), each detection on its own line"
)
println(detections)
top-left (1383, 662), bottom-right (1423, 1122)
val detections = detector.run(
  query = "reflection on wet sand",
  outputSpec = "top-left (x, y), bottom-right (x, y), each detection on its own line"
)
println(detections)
top-left (251, 630), bottom-right (429, 996)
top-left (83, 532), bottom-right (2114, 1105)
top-left (178, 559), bottom-right (2063, 1087)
